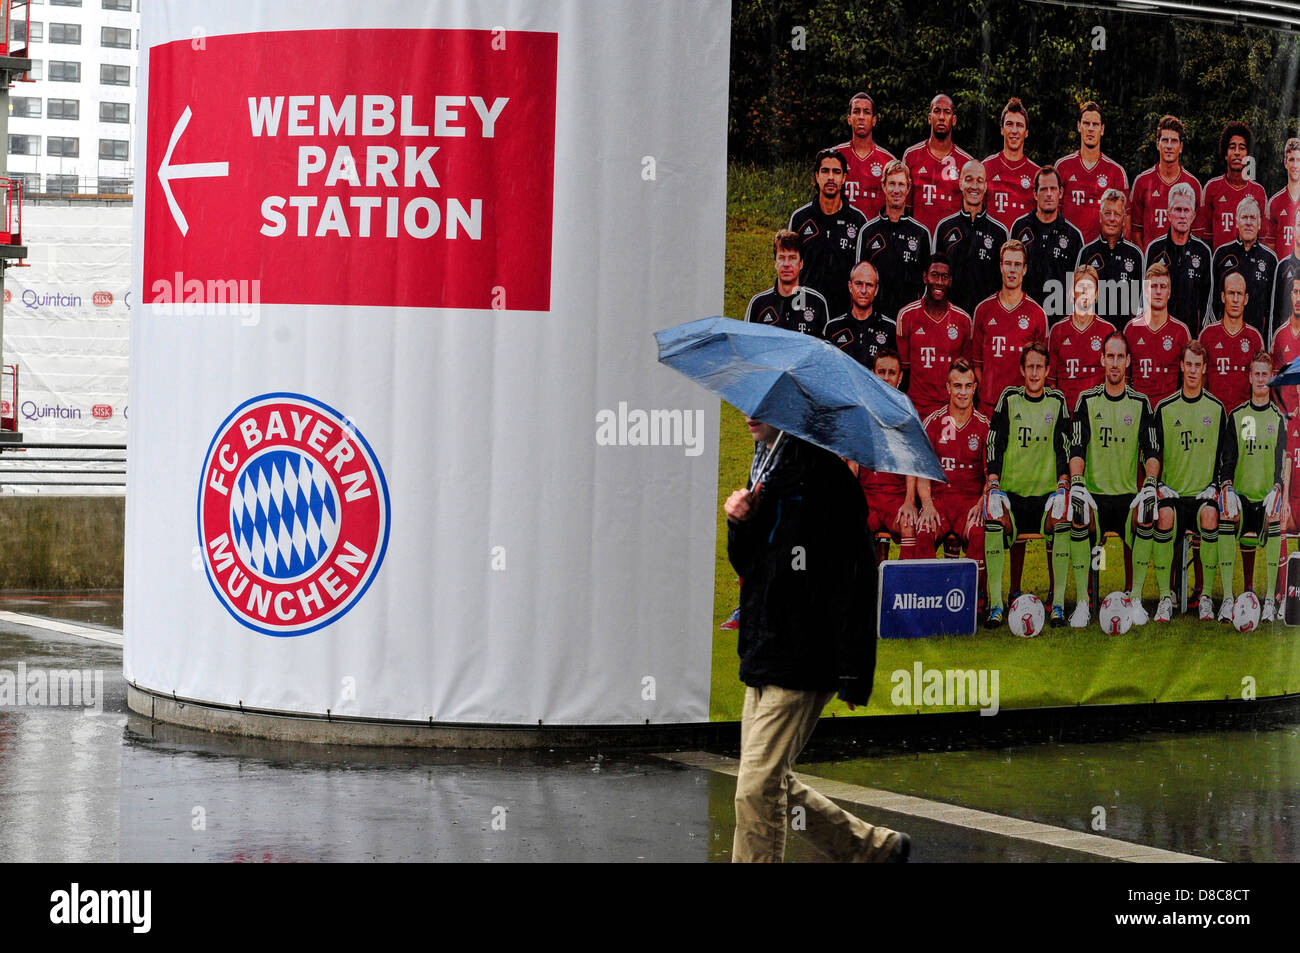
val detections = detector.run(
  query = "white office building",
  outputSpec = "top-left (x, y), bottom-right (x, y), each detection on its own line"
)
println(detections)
top-left (6, 0), bottom-right (140, 195)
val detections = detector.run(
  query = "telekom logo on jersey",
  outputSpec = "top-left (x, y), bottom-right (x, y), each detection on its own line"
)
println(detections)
top-left (143, 29), bottom-right (558, 310)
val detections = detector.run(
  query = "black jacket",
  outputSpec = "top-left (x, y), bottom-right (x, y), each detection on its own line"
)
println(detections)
top-left (726, 439), bottom-right (879, 704)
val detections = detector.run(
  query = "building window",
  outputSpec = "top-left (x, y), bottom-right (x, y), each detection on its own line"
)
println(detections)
top-left (51, 0), bottom-right (84, 6)
top-left (47, 136), bottom-right (78, 157)
top-left (98, 139), bottom-right (127, 161)
top-left (47, 98), bottom-right (79, 120)
top-left (8, 135), bottom-right (41, 156)
top-left (49, 23), bottom-right (81, 44)
top-left (10, 20), bottom-right (44, 43)
top-left (9, 174), bottom-right (40, 196)
top-left (98, 177), bottom-right (132, 195)
top-left (99, 63), bottom-right (129, 85)
top-left (102, 0), bottom-right (131, 9)
top-left (49, 60), bottom-right (80, 82)
top-left (46, 175), bottom-right (78, 195)
top-left (101, 26), bottom-right (130, 49)
top-left (9, 97), bottom-right (42, 118)
top-left (27, 61), bottom-right (42, 80)
top-left (100, 101), bottom-right (129, 123)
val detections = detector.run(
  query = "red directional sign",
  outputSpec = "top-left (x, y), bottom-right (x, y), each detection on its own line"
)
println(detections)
top-left (143, 29), bottom-right (557, 311)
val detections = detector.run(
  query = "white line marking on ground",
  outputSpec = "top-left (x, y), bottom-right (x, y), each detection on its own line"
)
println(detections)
top-left (656, 750), bottom-right (1218, 863)
top-left (0, 611), bottom-right (124, 647)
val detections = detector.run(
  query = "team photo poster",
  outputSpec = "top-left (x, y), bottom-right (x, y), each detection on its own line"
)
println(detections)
top-left (711, 0), bottom-right (1300, 720)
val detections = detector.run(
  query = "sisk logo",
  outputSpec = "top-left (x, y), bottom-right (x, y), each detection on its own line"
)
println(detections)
top-left (92, 404), bottom-right (113, 419)
top-left (198, 393), bottom-right (390, 637)
top-left (92, 291), bottom-right (114, 307)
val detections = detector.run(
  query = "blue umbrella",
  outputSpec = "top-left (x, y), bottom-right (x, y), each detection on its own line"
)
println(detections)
top-left (1271, 353), bottom-right (1300, 387)
top-left (654, 315), bottom-right (945, 482)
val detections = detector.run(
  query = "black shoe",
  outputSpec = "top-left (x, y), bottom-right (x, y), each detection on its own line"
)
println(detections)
top-left (983, 606), bottom-right (1004, 628)
top-left (889, 832), bottom-right (911, 863)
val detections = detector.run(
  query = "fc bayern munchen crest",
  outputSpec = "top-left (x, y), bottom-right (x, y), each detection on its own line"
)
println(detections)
top-left (908, 237), bottom-right (918, 251)
top-left (198, 393), bottom-right (391, 637)
top-left (847, 225), bottom-right (857, 239)
top-left (947, 325), bottom-right (959, 339)
top-left (1241, 339), bottom-right (1250, 353)
top-left (871, 163), bottom-right (882, 176)
top-left (968, 435), bottom-right (979, 451)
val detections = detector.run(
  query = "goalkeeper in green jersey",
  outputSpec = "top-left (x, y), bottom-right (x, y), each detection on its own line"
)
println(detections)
top-left (1067, 333), bottom-right (1161, 628)
top-left (1221, 352), bottom-right (1289, 622)
top-left (1150, 340), bottom-right (1238, 623)
top-left (984, 341), bottom-right (1072, 628)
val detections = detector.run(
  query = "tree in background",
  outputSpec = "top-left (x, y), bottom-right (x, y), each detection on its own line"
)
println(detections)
top-left (730, 0), bottom-right (1300, 189)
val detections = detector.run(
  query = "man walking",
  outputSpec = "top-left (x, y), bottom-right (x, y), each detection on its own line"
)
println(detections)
top-left (726, 418), bottom-right (909, 863)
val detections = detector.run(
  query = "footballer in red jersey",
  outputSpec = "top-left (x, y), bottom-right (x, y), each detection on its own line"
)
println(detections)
top-left (1271, 281), bottom-right (1300, 417)
top-left (983, 97), bottom-right (1040, 232)
top-left (913, 361), bottom-right (988, 590)
top-left (1056, 101), bottom-right (1129, 245)
top-left (858, 349), bottom-right (917, 559)
top-left (834, 92), bottom-right (897, 220)
top-left (972, 239), bottom-right (1047, 415)
top-left (1200, 271), bottom-right (1265, 412)
top-left (1287, 414), bottom-right (1300, 536)
top-left (1048, 267), bottom-right (1116, 413)
top-left (896, 256), bottom-right (973, 419)
top-left (1128, 115), bottom-right (1202, 251)
top-left (1125, 263), bottom-right (1192, 406)
top-left (903, 94), bottom-right (974, 237)
top-left (1199, 121), bottom-right (1270, 251)
top-left (1269, 137), bottom-right (1300, 260)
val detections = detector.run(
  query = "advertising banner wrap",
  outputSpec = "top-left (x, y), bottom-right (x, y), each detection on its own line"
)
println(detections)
top-left (125, 0), bottom-right (729, 725)
top-left (3, 204), bottom-right (131, 450)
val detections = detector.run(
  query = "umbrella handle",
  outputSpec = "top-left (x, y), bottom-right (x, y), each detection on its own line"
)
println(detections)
top-left (750, 430), bottom-right (787, 505)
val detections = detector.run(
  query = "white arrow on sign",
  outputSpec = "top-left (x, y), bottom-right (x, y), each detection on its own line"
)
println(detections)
top-left (157, 106), bottom-right (229, 236)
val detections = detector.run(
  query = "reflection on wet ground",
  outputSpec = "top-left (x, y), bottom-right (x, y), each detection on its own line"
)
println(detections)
top-left (0, 592), bottom-right (1293, 861)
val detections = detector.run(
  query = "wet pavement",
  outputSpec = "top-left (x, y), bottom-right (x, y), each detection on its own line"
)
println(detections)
top-left (0, 592), bottom-right (1294, 862)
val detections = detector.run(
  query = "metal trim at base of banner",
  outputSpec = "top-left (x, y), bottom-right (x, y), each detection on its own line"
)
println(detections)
top-left (125, 683), bottom-right (720, 750)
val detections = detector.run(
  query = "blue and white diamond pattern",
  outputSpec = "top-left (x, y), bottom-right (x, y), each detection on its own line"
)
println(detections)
top-left (230, 449), bottom-right (339, 580)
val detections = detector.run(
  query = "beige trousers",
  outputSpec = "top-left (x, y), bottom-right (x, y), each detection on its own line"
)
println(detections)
top-left (732, 684), bottom-right (896, 863)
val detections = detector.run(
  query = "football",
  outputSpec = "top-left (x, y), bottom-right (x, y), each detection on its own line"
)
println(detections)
top-left (1008, 593), bottom-right (1045, 638)
top-left (1232, 592), bottom-right (1262, 633)
top-left (1098, 591), bottom-right (1132, 635)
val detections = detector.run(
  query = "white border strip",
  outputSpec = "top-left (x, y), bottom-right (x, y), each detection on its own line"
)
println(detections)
top-left (657, 750), bottom-right (1218, 863)
top-left (0, 611), bottom-right (125, 647)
